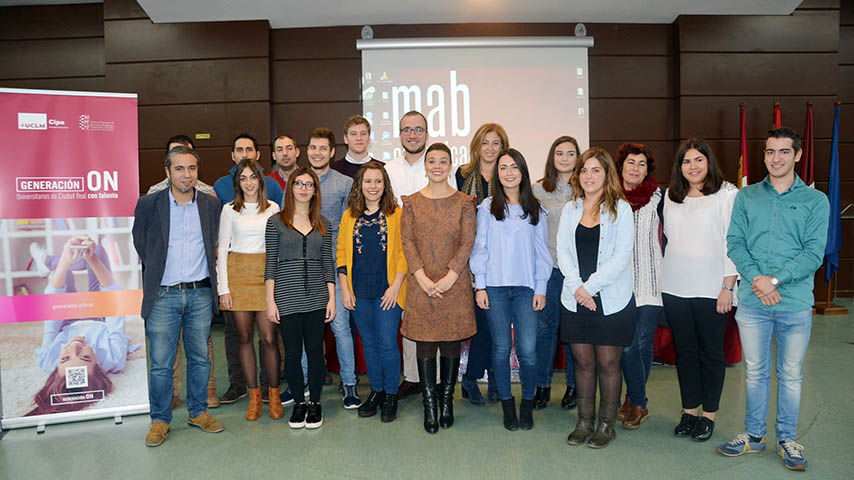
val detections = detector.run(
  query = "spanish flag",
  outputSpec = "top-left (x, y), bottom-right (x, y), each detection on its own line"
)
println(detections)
top-left (738, 104), bottom-right (748, 188)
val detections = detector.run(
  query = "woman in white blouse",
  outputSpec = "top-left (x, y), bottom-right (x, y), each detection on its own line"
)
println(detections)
top-left (662, 139), bottom-right (737, 443)
top-left (217, 159), bottom-right (281, 421)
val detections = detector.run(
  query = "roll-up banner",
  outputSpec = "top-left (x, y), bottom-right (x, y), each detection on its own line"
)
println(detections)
top-left (0, 88), bottom-right (148, 430)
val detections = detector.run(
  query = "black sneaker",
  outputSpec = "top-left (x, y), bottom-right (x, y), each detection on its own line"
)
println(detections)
top-left (358, 390), bottom-right (384, 418)
top-left (288, 403), bottom-right (307, 429)
top-left (220, 384), bottom-right (247, 404)
top-left (305, 402), bottom-right (323, 429)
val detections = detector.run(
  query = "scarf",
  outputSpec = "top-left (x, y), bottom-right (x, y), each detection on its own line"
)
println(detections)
top-left (460, 169), bottom-right (491, 204)
top-left (621, 176), bottom-right (659, 212)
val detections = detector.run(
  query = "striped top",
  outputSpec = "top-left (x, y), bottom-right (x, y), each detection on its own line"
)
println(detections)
top-left (264, 215), bottom-right (335, 316)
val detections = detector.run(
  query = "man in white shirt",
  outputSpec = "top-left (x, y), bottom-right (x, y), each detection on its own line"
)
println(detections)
top-left (384, 111), bottom-right (456, 398)
top-left (331, 115), bottom-right (379, 178)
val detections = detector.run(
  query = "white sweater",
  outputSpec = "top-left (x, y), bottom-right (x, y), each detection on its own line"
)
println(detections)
top-left (216, 201), bottom-right (280, 295)
top-left (661, 182), bottom-right (739, 300)
top-left (632, 188), bottom-right (664, 307)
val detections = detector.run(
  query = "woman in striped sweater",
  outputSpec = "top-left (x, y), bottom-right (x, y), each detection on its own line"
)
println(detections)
top-left (265, 166), bottom-right (336, 429)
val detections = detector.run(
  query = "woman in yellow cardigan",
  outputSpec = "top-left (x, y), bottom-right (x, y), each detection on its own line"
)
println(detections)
top-left (337, 160), bottom-right (408, 422)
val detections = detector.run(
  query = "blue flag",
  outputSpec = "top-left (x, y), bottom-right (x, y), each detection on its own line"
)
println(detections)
top-left (825, 105), bottom-right (841, 283)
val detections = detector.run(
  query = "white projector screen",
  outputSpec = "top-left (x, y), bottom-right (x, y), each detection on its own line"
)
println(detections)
top-left (357, 36), bottom-right (592, 179)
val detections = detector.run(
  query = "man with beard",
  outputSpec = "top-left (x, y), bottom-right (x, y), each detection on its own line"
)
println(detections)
top-left (384, 111), bottom-right (456, 399)
top-left (269, 134), bottom-right (300, 190)
top-left (134, 146), bottom-right (224, 446)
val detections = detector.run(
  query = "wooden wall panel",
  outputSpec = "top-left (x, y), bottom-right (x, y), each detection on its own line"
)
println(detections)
top-left (0, 4), bottom-right (103, 40)
top-left (680, 53), bottom-right (838, 96)
top-left (138, 102), bottom-right (271, 149)
top-left (105, 19), bottom-right (269, 63)
top-left (272, 59), bottom-right (361, 103)
top-left (0, 77), bottom-right (106, 92)
top-left (0, 38), bottom-right (105, 80)
top-left (679, 13), bottom-right (838, 52)
top-left (103, 0), bottom-right (148, 21)
top-left (106, 58), bottom-right (269, 106)
top-left (588, 56), bottom-right (675, 98)
top-left (589, 99), bottom-right (676, 141)
top-left (272, 26), bottom-right (361, 60)
top-left (273, 102), bottom-right (362, 143)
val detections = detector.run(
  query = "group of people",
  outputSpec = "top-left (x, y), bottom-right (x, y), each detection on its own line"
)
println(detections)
top-left (134, 112), bottom-right (828, 472)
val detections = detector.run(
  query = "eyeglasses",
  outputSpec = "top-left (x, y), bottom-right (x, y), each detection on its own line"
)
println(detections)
top-left (293, 180), bottom-right (315, 189)
top-left (400, 127), bottom-right (426, 135)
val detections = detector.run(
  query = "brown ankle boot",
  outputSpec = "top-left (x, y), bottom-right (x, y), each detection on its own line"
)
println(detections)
top-left (616, 395), bottom-right (631, 420)
top-left (588, 399), bottom-right (619, 448)
top-left (246, 387), bottom-right (262, 421)
top-left (268, 387), bottom-right (284, 420)
top-left (567, 397), bottom-right (596, 445)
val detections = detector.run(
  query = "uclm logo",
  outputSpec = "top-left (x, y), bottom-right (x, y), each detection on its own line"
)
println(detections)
top-left (18, 112), bottom-right (47, 130)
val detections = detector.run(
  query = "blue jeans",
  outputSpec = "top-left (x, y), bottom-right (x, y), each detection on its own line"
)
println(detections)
top-left (484, 286), bottom-right (538, 401)
top-left (146, 286), bottom-right (213, 424)
top-left (465, 297), bottom-right (493, 379)
top-left (620, 305), bottom-right (661, 408)
top-left (736, 305), bottom-right (812, 441)
top-left (330, 282), bottom-right (356, 385)
top-left (535, 268), bottom-right (575, 388)
top-left (352, 297), bottom-right (401, 394)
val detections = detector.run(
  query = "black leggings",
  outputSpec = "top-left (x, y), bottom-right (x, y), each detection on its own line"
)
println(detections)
top-left (416, 341), bottom-right (461, 359)
top-left (570, 343), bottom-right (623, 407)
top-left (278, 309), bottom-right (326, 403)
top-left (662, 294), bottom-right (727, 412)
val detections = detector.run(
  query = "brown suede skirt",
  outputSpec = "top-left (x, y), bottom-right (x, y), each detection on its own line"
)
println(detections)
top-left (223, 252), bottom-right (266, 311)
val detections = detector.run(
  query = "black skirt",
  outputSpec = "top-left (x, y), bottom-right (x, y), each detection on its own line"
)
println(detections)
top-left (560, 295), bottom-right (637, 347)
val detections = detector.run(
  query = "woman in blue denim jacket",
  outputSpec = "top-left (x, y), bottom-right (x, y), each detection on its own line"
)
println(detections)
top-left (556, 147), bottom-right (636, 449)
top-left (469, 148), bottom-right (553, 432)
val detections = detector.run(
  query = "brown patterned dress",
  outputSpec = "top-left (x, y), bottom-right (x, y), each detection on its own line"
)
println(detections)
top-left (400, 190), bottom-right (477, 341)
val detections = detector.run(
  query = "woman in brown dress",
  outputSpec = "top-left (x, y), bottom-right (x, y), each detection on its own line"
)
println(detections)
top-left (401, 143), bottom-right (477, 434)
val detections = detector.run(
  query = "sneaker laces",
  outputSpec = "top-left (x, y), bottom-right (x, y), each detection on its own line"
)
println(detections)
top-left (730, 433), bottom-right (750, 446)
top-left (780, 441), bottom-right (805, 459)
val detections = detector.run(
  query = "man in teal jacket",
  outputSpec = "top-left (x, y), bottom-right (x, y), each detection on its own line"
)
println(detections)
top-left (718, 127), bottom-right (829, 472)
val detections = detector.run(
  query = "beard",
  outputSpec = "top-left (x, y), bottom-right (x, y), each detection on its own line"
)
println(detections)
top-left (311, 160), bottom-right (330, 171)
top-left (403, 143), bottom-right (425, 155)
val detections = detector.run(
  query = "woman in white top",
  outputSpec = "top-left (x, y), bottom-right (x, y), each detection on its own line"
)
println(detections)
top-left (217, 159), bottom-right (281, 421)
top-left (662, 138), bottom-right (737, 442)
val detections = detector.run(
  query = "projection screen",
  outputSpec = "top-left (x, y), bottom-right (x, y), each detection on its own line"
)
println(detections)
top-left (357, 36), bottom-right (593, 178)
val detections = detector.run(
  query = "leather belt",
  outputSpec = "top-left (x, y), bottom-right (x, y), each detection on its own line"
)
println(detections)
top-left (164, 278), bottom-right (211, 290)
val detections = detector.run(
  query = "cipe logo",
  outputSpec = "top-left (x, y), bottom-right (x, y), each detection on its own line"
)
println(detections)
top-left (18, 112), bottom-right (47, 130)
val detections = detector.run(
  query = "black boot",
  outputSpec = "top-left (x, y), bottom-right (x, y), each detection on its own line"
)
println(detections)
top-left (534, 386), bottom-right (551, 410)
top-left (417, 358), bottom-right (439, 434)
top-left (519, 398), bottom-right (535, 430)
top-left (501, 397), bottom-right (519, 431)
top-left (439, 356), bottom-right (459, 429)
top-left (380, 392), bottom-right (398, 423)
top-left (358, 390), bottom-right (384, 418)
top-left (561, 385), bottom-right (577, 410)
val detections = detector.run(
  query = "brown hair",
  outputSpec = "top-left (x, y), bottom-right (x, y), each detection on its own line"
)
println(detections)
top-left (571, 147), bottom-right (626, 220)
top-left (308, 127), bottom-right (336, 149)
top-left (490, 149), bottom-right (541, 225)
top-left (26, 363), bottom-right (113, 416)
top-left (426, 142), bottom-right (451, 158)
top-left (343, 115), bottom-right (371, 135)
top-left (347, 160), bottom-right (398, 218)
top-left (616, 142), bottom-right (656, 179)
top-left (279, 167), bottom-right (326, 235)
top-left (232, 159), bottom-right (269, 213)
top-left (460, 123), bottom-right (509, 178)
top-left (541, 135), bottom-right (580, 193)
top-left (668, 138), bottom-right (724, 203)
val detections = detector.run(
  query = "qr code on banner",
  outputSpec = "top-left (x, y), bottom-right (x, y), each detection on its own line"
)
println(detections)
top-left (65, 365), bottom-right (89, 389)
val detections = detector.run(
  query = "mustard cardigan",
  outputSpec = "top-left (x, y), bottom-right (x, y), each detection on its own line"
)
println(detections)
top-left (337, 206), bottom-right (408, 309)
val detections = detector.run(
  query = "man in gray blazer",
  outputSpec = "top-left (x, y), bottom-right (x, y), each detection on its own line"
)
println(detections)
top-left (133, 146), bottom-right (224, 447)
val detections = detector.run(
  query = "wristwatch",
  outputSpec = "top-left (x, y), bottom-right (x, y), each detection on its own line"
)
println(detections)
top-left (721, 284), bottom-right (733, 292)
top-left (770, 277), bottom-right (780, 287)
